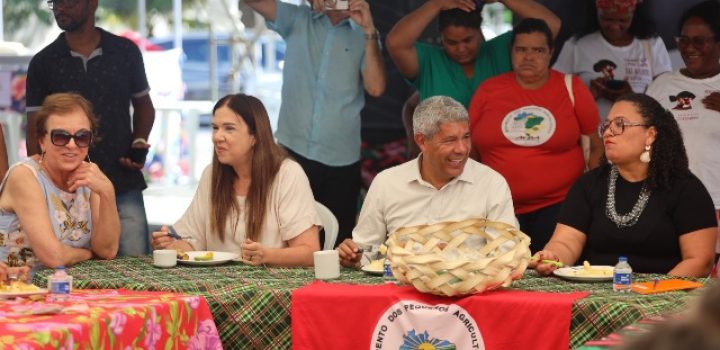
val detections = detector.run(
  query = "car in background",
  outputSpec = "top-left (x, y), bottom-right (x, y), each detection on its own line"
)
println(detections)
top-left (151, 32), bottom-right (285, 101)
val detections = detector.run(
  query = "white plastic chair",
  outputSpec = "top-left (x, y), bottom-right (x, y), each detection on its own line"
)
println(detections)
top-left (315, 201), bottom-right (339, 250)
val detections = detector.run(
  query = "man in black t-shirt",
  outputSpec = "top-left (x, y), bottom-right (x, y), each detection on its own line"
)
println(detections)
top-left (26, 0), bottom-right (155, 256)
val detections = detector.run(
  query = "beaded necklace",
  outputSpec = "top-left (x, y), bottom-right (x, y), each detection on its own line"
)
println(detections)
top-left (605, 166), bottom-right (652, 228)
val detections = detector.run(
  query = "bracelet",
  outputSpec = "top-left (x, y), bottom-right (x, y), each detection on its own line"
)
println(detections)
top-left (365, 30), bottom-right (379, 40)
top-left (132, 138), bottom-right (148, 145)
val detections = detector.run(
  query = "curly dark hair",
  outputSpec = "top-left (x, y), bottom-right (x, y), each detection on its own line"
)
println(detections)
top-left (438, 8), bottom-right (482, 32)
top-left (575, 0), bottom-right (658, 40)
top-left (599, 93), bottom-right (690, 191)
top-left (679, 0), bottom-right (720, 40)
top-left (593, 59), bottom-right (617, 72)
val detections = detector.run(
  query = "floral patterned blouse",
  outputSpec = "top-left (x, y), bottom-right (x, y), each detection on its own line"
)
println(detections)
top-left (0, 159), bottom-right (92, 272)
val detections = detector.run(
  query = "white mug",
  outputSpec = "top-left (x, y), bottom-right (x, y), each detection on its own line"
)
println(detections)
top-left (153, 249), bottom-right (177, 268)
top-left (313, 250), bottom-right (340, 280)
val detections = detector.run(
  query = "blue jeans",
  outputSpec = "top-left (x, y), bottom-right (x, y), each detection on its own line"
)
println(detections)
top-left (116, 190), bottom-right (150, 256)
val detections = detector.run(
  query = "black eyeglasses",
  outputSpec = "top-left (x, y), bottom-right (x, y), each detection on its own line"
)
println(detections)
top-left (46, 0), bottom-right (80, 10)
top-left (598, 118), bottom-right (649, 137)
top-left (50, 129), bottom-right (93, 148)
top-left (675, 35), bottom-right (717, 49)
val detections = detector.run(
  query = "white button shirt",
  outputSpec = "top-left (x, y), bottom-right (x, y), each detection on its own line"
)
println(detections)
top-left (352, 156), bottom-right (518, 248)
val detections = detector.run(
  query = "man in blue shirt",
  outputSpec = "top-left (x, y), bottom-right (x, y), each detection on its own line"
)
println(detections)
top-left (244, 0), bottom-right (386, 247)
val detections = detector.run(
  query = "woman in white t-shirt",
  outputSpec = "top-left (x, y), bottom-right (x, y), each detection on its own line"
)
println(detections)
top-left (554, 0), bottom-right (671, 119)
top-left (152, 94), bottom-right (321, 267)
top-left (646, 0), bottom-right (720, 274)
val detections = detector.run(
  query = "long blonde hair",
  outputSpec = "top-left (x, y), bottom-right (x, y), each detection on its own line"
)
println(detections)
top-left (210, 94), bottom-right (287, 241)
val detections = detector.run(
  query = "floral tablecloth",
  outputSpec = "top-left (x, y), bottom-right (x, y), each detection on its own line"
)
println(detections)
top-left (0, 289), bottom-right (220, 350)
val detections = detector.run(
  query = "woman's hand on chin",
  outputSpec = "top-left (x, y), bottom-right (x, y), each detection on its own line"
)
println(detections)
top-left (67, 162), bottom-right (114, 196)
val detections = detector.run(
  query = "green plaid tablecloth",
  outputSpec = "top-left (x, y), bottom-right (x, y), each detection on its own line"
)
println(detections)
top-left (33, 257), bottom-right (708, 349)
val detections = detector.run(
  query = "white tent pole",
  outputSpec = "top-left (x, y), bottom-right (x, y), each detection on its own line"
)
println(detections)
top-left (173, 0), bottom-right (182, 50)
top-left (0, 0), bottom-right (5, 42)
top-left (138, 0), bottom-right (147, 37)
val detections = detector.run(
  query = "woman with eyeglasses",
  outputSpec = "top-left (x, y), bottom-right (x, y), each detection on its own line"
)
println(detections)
top-left (469, 18), bottom-right (603, 253)
top-left (553, 0), bottom-right (672, 121)
top-left (647, 0), bottom-right (720, 273)
top-left (530, 93), bottom-right (717, 277)
top-left (151, 94), bottom-right (321, 267)
top-left (0, 93), bottom-right (120, 274)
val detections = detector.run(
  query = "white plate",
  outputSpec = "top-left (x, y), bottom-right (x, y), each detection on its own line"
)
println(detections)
top-left (177, 251), bottom-right (239, 266)
top-left (552, 265), bottom-right (614, 282)
top-left (0, 288), bottom-right (48, 298)
top-left (361, 265), bottom-right (384, 276)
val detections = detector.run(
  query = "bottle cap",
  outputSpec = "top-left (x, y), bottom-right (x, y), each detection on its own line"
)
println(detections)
top-left (618, 256), bottom-right (627, 261)
top-left (57, 266), bottom-right (65, 270)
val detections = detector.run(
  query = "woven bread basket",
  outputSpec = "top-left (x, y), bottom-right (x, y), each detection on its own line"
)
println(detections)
top-left (386, 218), bottom-right (531, 297)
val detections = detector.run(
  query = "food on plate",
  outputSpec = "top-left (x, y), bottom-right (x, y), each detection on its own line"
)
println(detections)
top-left (571, 261), bottom-right (612, 277)
top-left (368, 259), bottom-right (384, 271)
top-left (177, 250), bottom-right (190, 261)
top-left (0, 281), bottom-right (42, 293)
top-left (194, 251), bottom-right (214, 261)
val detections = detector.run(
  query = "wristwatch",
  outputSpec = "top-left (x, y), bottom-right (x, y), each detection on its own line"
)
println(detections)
top-left (365, 29), bottom-right (379, 40)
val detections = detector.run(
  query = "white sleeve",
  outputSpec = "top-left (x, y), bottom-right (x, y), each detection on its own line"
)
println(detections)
top-left (352, 173), bottom-right (389, 247)
top-left (487, 175), bottom-right (519, 228)
top-left (552, 39), bottom-right (576, 74)
top-left (274, 160), bottom-right (322, 241)
top-left (173, 166), bottom-right (212, 250)
top-left (650, 37), bottom-right (672, 79)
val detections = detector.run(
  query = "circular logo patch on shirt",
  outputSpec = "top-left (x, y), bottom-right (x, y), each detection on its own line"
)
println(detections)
top-left (370, 301), bottom-right (484, 350)
top-left (501, 106), bottom-right (556, 147)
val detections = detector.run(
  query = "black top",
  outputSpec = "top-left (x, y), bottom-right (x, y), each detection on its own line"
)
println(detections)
top-left (26, 28), bottom-right (150, 194)
top-left (558, 167), bottom-right (717, 273)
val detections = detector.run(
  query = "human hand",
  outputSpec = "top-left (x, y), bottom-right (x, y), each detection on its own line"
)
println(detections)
top-left (347, 0), bottom-right (375, 32)
top-left (531, 250), bottom-right (561, 276)
top-left (67, 161), bottom-right (114, 195)
top-left (151, 225), bottom-right (176, 249)
top-left (119, 141), bottom-right (150, 170)
top-left (429, 0), bottom-right (477, 12)
top-left (702, 92), bottom-right (720, 112)
top-left (241, 238), bottom-right (267, 266)
top-left (336, 238), bottom-right (362, 268)
top-left (0, 262), bottom-right (30, 283)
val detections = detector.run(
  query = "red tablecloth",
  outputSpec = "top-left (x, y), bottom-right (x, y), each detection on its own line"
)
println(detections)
top-left (292, 282), bottom-right (589, 350)
top-left (0, 289), bottom-right (221, 350)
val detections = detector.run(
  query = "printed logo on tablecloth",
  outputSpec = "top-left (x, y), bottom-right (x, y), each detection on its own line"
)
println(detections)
top-left (371, 301), bottom-right (484, 350)
top-left (501, 106), bottom-right (556, 147)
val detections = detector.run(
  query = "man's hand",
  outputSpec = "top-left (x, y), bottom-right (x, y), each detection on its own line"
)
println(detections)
top-left (0, 262), bottom-right (30, 283)
top-left (347, 0), bottom-right (374, 32)
top-left (337, 238), bottom-right (363, 268)
top-left (119, 140), bottom-right (150, 170)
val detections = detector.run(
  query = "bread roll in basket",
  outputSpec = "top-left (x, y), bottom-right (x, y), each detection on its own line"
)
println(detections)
top-left (386, 218), bottom-right (531, 296)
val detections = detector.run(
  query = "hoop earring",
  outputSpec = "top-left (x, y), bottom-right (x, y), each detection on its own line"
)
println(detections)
top-left (640, 144), bottom-right (651, 163)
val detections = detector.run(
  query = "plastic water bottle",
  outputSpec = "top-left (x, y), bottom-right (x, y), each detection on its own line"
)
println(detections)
top-left (613, 257), bottom-right (632, 292)
top-left (383, 257), bottom-right (394, 281)
top-left (48, 266), bottom-right (73, 301)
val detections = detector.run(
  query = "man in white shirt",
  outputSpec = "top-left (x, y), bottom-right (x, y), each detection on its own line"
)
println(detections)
top-left (337, 96), bottom-right (517, 268)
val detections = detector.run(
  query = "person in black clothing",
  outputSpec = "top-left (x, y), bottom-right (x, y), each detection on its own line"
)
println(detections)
top-left (530, 93), bottom-right (716, 276)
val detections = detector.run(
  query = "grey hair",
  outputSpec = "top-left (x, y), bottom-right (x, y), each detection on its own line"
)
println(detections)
top-left (413, 96), bottom-right (468, 139)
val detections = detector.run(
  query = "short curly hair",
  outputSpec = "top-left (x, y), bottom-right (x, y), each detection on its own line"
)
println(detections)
top-left (599, 93), bottom-right (690, 191)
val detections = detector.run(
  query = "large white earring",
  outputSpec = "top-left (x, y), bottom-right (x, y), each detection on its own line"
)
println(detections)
top-left (640, 144), bottom-right (651, 163)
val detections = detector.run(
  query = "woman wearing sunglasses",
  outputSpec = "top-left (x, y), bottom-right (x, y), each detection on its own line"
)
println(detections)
top-left (530, 94), bottom-right (717, 277)
top-left (151, 94), bottom-right (321, 267)
top-left (0, 93), bottom-right (119, 274)
top-left (647, 0), bottom-right (720, 273)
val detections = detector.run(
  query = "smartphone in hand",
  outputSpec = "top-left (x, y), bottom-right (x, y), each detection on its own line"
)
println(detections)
top-left (325, 0), bottom-right (349, 10)
top-left (127, 148), bottom-right (149, 164)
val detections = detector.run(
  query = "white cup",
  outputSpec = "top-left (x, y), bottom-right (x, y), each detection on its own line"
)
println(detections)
top-left (153, 249), bottom-right (177, 268)
top-left (313, 250), bottom-right (340, 280)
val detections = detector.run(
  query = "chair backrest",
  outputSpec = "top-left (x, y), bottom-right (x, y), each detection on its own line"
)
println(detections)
top-left (315, 201), bottom-right (339, 250)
